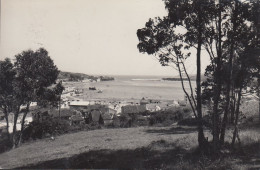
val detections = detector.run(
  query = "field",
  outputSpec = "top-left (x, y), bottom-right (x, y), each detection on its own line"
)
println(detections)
top-left (0, 123), bottom-right (260, 169)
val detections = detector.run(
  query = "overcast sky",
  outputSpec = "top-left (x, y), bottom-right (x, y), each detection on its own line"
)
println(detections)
top-left (1, 0), bottom-right (209, 76)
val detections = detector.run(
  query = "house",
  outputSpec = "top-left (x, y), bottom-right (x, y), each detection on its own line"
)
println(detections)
top-left (90, 110), bottom-right (103, 123)
top-left (102, 113), bottom-right (114, 125)
top-left (178, 100), bottom-right (187, 106)
top-left (70, 111), bottom-right (84, 125)
top-left (63, 86), bottom-right (76, 93)
top-left (121, 105), bottom-right (147, 114)
top-left (50, 109), bottom-right (73, 120)
top-left (100, 108), bottom-right (117, 125)
top-left (146, 104), bottom-right (161, 112)
top-left (69, 101), bottom-right (90, 110)
top-left (140, 97), bottom-right (149, 105)
top-left (88, 106), bottom-right (117, 125)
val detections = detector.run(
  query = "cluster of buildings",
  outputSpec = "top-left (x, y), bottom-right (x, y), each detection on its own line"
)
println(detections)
top-left (0, 84), bottom-right (188, 133)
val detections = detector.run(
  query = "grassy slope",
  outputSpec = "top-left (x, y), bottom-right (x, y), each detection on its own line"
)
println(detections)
top-left (0, 124), bottom-right (260, 169)
top-left (0, 126), bottom-right (198, 169)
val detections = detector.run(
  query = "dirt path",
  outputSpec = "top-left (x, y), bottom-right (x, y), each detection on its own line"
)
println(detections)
top-left (0, 126), bottom-right (198, 169)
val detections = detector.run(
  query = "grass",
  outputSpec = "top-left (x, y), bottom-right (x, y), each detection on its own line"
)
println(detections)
top-left (0, 124), bottom-right (259, 169)
top-left (0, 126), bottom-right (193, 169)
top-left (0, 98), bottom-right (259, 169)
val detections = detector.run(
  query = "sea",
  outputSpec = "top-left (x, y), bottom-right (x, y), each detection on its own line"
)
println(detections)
top-left (81, 75), bottom-right (196, 101)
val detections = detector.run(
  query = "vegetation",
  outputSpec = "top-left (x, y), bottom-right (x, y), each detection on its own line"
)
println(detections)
top-left (58, 71), bottom-right (115, 82)
top-left (137, 0), bottom-right (259, 154)
top-left (0, 124), bottom-right (259, 169)
top-left (0, 0), bottom-right (259, 168)
top-left (58, 71), bottom-right (97, 81)
top-left (0, 48), bottom-right (63, 148)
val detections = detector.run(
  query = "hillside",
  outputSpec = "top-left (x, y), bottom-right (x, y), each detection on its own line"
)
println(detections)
top-left (58, 71), bottom-right (114, 81)
top-left (0, 125), bottom-right (259, 169)
top-left (0, 126), bottom-right (198, 169)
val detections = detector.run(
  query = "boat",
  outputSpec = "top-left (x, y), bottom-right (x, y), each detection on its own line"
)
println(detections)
top-left (89, 87), bottom-right (96, 90)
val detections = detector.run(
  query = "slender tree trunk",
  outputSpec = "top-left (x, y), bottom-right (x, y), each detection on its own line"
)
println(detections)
top-left (220, 1), bottom-right (238, 145)
top-left (257, 77), bottom-right (260, 122)
top-left (12, 107), bottom-right (19, 149)
top-left (181, 61), bottom-right (197, 109)
top-left (18, 102), bottom-right (30, 146)
top-left (232, 85), bottom-right (243, 147)
top-left (230, 84), bottom-right (236, 124)
top-left (176, 57), bottom-right (197, 118)
top-left (59, 95), bottom-right (61, 119)
top-left (212, 0), bottom-right (222, 152)
top-left (197, 4), bottom-right (206, 149)
top-left (3, 106), bottom-right (10, 140)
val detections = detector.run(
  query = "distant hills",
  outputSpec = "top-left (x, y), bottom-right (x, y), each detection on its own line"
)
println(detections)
top-left (58, 71), bottom-right (114, 82)
top-left (58, 71), bottom-right (206, 82)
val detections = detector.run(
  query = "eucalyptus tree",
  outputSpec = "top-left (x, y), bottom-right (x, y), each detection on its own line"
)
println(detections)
top-left (12, 48), bottom-right (61, 147)
top-left (137, 0), bottom-right (218, 149)
top-left (0, 58), bottom-right (16, 139)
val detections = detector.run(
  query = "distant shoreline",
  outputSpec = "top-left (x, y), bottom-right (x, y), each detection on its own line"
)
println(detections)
top-left (162, 78), bottom-right (191, 81)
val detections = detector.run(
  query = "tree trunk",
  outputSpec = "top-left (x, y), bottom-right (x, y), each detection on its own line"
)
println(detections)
top-left (257, 77), bottom-right (260, 122)
top-left (18, 103), bottom-right (30, 146)
top-left (12, 108), bottom-right (19, 149)
top-left (230, 84), bottom-right (236, 124)
top-left (212, 0), bottom-right (222, 152)
top-left (3, 106), bottom-right (10, 140)
top-left (196, 4), bottom-right (206, 149)
top-left (220, 1), bottom-right (238, 145)
top-left (59, 95), bottom-right (61, 119)
top-left (177, 57), bottom-right (197, 118)
top-left (232, 85), bottom-right (243, 147)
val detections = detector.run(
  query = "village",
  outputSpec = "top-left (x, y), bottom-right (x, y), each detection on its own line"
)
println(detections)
top-left (0, 78), bottom-right (188, 134)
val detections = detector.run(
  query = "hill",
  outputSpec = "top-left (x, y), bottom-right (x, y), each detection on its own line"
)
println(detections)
top-left (58, 71), bottom-right (114, 82)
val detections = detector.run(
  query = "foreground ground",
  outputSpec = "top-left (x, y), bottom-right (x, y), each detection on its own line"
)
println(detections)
top-left (0, 124), bottom-right (259, 169)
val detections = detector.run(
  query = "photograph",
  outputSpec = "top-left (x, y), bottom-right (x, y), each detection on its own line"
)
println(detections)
top-left (0, 0), bottom-right (259, 169)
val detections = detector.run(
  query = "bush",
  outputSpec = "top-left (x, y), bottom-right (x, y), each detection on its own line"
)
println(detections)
top-left (149, 107), bottom-right (191, 126)
top-left (178, 117), bottom-right (211, 127)
top-left (23, 118), bottom-right (71, 141)
top-left (0, 132), bottom-right (12, 153)
top-left (118, 114), bottom-right (132, 128)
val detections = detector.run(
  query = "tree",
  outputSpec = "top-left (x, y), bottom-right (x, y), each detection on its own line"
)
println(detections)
top-left (138, 0), bottom-right (259, 153)
top-left (0, 58), bottom-right (16, 139)
top-left (11, 48), bottom-right (61, 147)
top-left (137, 0), bottom-right (218, 150)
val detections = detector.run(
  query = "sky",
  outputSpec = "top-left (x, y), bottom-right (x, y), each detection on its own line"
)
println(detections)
top-left (0, 0), bottom-right (210, 76)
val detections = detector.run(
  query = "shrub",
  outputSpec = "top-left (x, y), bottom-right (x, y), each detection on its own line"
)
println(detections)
top-left (178, 117), bottom-right (211, 127)
top-left (149, 107), bottom-right (191, 126)
top-left (118, 114), bottom-right (132, 128)
top-left (23, 118), bottom-right (71, 140)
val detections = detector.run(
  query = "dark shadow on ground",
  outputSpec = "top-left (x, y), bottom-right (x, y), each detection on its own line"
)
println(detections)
top-left (235, 142), bottom-right (260, 169)
top-left (16, 139), bottom-right (260, 169)
top-left (19, 141), bottom-right (187, 169)
top-left (145, 126), bottom-right (197, 135)
top-left (0, 133), bottom-right (12, 154)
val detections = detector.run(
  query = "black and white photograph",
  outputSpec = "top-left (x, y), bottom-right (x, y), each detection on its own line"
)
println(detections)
top-left (0, 0), bottom-right (259, 169)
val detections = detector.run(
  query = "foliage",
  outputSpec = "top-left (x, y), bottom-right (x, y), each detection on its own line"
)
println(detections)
top-left (22, 118), bottom-right (71, 140)
top-left (0, 48), bottom-right (64, 147)
top-left (137, 0), bottom-right (259, 152)
top-left (0, 58), bottom-right (16, 136)
top-left (149, 107), bottom-right (192, 126)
